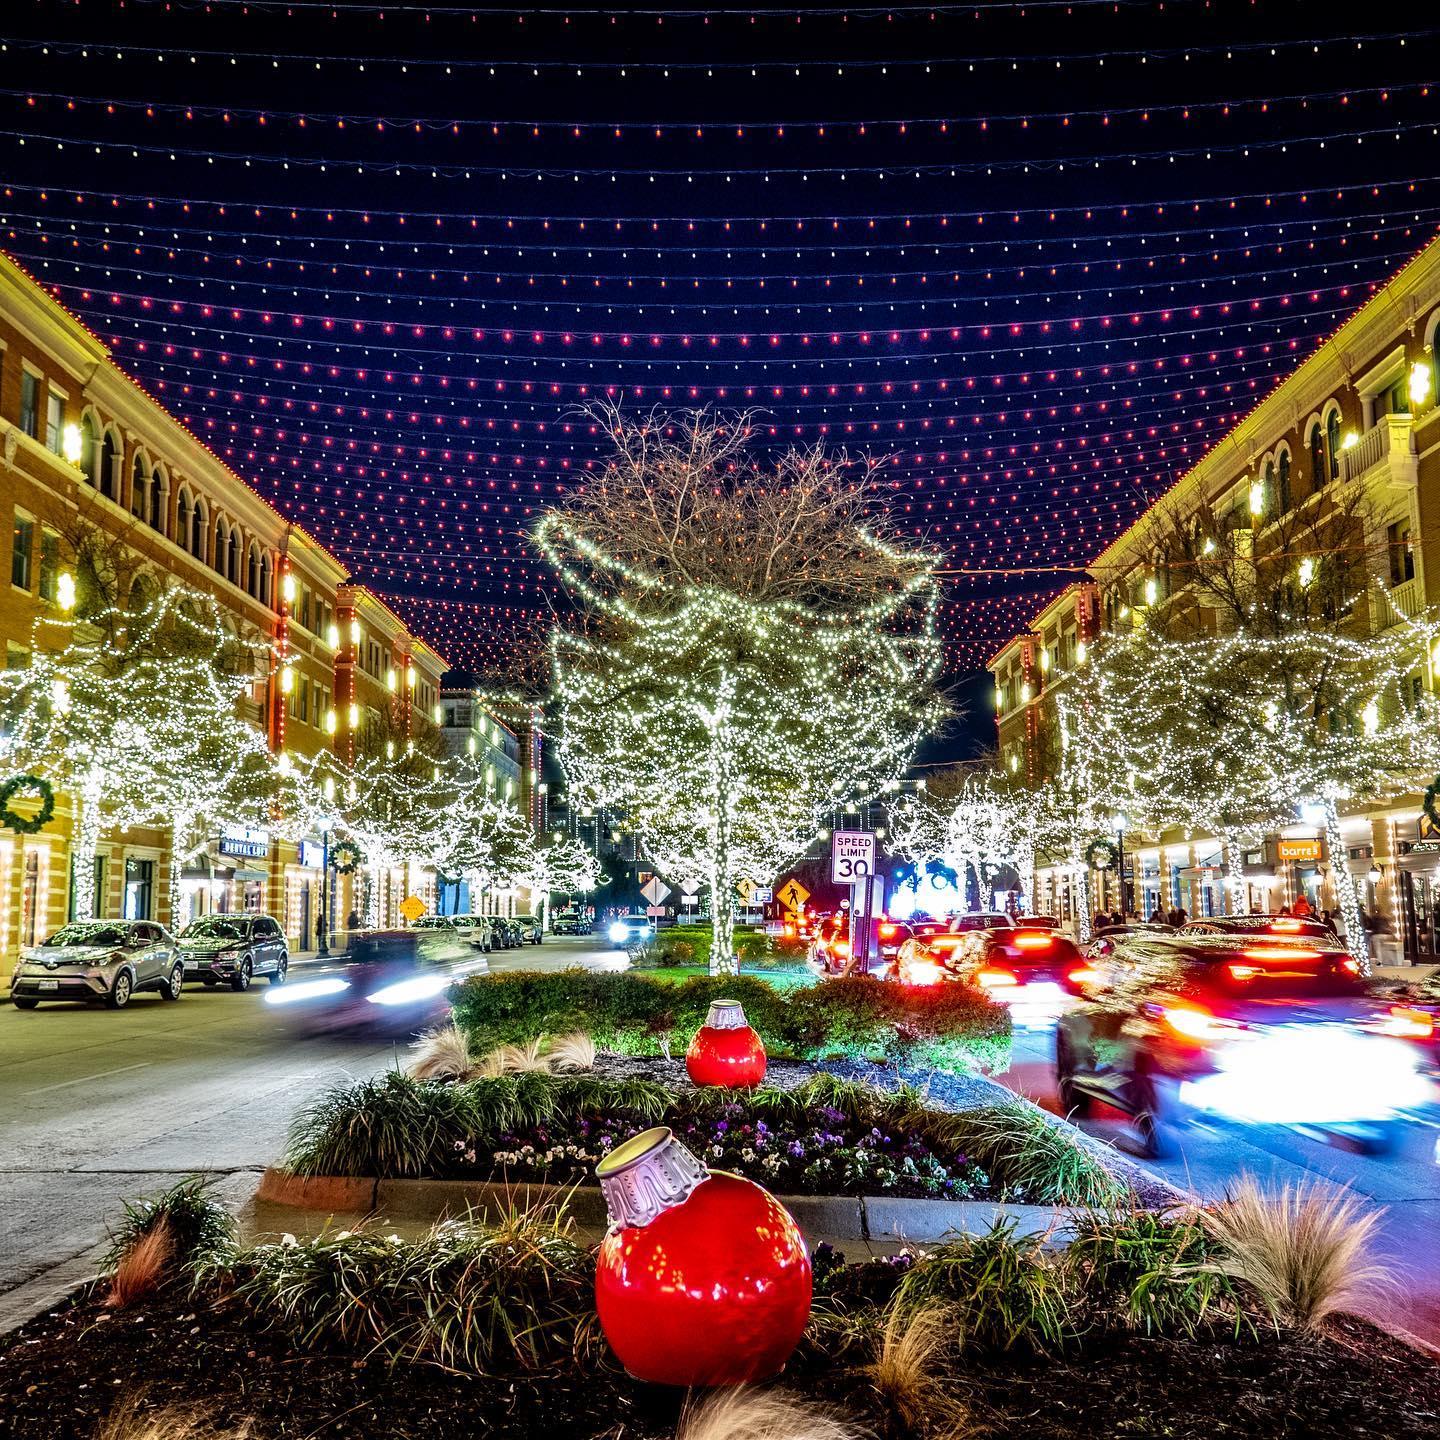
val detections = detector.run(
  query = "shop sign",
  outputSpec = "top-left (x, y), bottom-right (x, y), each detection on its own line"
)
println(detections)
top-left (1277, 838), bottom-right (1323, 862)
top-left (1407, 839), bottom-right (1440, 856)
top-left (298, 840), bottom-right (325, 870)
top-left (218, 826), bottom-right (270, 860)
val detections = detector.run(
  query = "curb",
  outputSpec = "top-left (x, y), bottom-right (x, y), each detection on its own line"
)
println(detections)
top-left (256, 1168), bottom-right (1082, 1245)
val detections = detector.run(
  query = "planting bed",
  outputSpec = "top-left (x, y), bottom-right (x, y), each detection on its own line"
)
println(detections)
top-left (0, 1225), bottom-right (1436, 1440)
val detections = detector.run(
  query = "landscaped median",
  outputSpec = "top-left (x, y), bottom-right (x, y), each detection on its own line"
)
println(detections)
top-left (449, 970), bottom-right (1015, 1073)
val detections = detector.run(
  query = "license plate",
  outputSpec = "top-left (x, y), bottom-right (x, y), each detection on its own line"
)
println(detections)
top-left (38, 979), bottom-right (58, 991)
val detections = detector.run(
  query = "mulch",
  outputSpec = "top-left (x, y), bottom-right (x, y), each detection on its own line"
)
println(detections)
top-left (0, 1284), bottom-right (1435, 1440)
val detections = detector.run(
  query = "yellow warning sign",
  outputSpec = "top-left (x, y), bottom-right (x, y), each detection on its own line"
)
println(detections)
top-left (777, 879), bottom-right (811, 912)
top-left (399, 894), bottom-right (426, 924)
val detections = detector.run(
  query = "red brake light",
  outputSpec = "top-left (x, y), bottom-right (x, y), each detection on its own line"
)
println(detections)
top-left (1068, 966), bottom-right (1101, 985)
top-left (1379, 1006), bottom-right (1435, 1039)
top-left (1241, 946), bottom-right (1320, 961)
top-left (833, 941), bottom-right (852, 958)
top-left (1340, 958), bottom-right (1361, 974)
top-left (879, 923), bottom-right (899, 939)
top-left (1161, 1003), bottom-right (1239, 1042)
top-left (1268, 919), bottom-right (1305, 933)
top-left (1012, 932), bottom-right (1053, 950)
top-left (977, 967), bottom-right (1019, 989)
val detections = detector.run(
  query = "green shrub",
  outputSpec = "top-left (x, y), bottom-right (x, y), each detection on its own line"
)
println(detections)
top-left (1063, 1207), bottom-right (1236, 1337)
top-left (896, 1220), bottom-right (1074, 1353)
top-left (103, 1176), bottom-right (236, 1284)
top-left (235, 1206), bottom-right (599, 1372)
top-left (450, 971), bottom-right (1011, 1074)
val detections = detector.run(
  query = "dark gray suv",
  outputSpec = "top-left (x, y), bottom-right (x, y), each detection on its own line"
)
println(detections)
top-left (11, 920), bottom-right (184, 1010)
top-left (177, 914), bottom-right (289, 991)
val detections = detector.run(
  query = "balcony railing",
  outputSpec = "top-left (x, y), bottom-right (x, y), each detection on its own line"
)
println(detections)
top-left (1338, 413), bottom-right (1417, 487)
top-left (1372, 578), bottom-right (1420, 632)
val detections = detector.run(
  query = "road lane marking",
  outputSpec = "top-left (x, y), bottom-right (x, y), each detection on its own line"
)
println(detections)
top-left (26, 1061), bottom-right (154, 1095)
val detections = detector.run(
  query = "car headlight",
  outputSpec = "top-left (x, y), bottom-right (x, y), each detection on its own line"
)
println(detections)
top-left (265, 977), bottom-right (351, 1006)
top-left (609, 923), bottom-right (628, 942)
top-left (366, 974), bottom-right (454, 1007)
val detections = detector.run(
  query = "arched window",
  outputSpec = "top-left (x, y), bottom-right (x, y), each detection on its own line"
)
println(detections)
top-left (79, 414), bottom-right (98, 486)
top-left (176, 490), bottom-right (192, 552)
top-left (1308, 422), bottom-right (1325, 486)
top-left (246, 544), bottom-right (260, 599)
top-left (213, 520), bottom-right (228, 577)
top-left (130, 454), bottom-right (148, 520)
top-left (99, 429), bottom-right (120, 501)
top-left (1261, 460), bottom-right (1274, 520)
top-left (1278, 450), bottom-right (1292, 513)
top-left (227, 528), bottom-right (240, 586)
top-left (1325, 409), bottom-right (1342, 479)
top-left (259, 552), bottom-right (272, 608)
top-left (192, 501), bottom-right (208, 563)
top-left (149, 469), bottom-right (165, 533)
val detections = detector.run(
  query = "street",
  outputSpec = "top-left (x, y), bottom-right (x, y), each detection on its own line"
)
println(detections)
top-left (4, 940), bottom-right (1438, 1348)
top-left (1001, 1024), bottom-right (1440, 1343)
top-left (0, 937), bottom-right (621, 1323)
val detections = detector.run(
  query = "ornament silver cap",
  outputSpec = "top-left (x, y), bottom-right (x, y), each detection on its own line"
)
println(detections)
top-left (704, 998), bottom-right (749, 1031)
top-left (595, 1126), bottom-right (708, 1230)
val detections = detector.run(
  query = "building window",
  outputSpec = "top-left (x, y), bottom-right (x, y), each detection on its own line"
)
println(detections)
top-left (19, 371), bottom-right (40, 439)
top-left (1388, 521), bottom-right (1416, 586)
top-left (1308, 423), bottom-right (1325, 485)
top-left (131, 456), bottom-right (148, 520)
top-left (1325, 410), bottom-right (1342, 479)
top-left (1376, 376), bottom-right (1410, 419)
top-left (123, 857), bottom-right (154, 921)
top-left (150, 474), bottom-right (165, 533)
top-left (1277, 451), bottom-right (1292, 513)
top-left (45, 391), bottom-right (64, 454)
top-left (37, 529), bottom-right (59, 602)
top-left (11, 512), bottom-right (34, 591)
top-left (80, 414), bottom-right (98, 484)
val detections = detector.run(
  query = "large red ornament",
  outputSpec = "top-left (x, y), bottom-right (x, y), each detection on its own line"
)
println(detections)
top-left (594, 1126), bottom-right (812, 1387)
top-left (685, 998), bottom-right (767, 1087)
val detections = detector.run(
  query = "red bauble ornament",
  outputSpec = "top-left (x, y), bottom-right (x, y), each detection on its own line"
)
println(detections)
top-left (594, 1127), bottom-right (812, 1387)
top-left (685, 998), bottom-right (767, 1087)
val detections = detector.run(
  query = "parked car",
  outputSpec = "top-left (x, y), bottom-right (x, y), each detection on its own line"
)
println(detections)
top-left (177, 913), bottom-right (288, 990)
top-left (491, 916), bottom-right (524, 949)
top-left (608, 914), bottom-right (656, 948)
top-left (512, 914), bottom-right (544, 945)
top-left (1054, 928), bottom-right (1426, 1158)
top-left (413, 914), bottom-right (493, 953)
top-left (10, 919), bottom-right (185, 1010)
top-left (265, 927), bottom-right (487, 1034)
top-left (552, 912), bottom-right (592, 936)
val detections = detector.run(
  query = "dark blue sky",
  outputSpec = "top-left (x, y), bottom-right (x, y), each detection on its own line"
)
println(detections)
top-left (3, 1), bottom-right (1435, 753)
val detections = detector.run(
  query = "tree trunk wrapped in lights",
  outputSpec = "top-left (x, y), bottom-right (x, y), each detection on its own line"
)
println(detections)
top-left (538, 407), bottom-right (944, 975)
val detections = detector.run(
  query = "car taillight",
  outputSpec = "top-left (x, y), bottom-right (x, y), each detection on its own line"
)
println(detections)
top-left (1241, 946), bottom-right (1320, 961)
top-left (1161, 1004), bottom-right (1243, 1042)
top-left (1227, 963), bottom-right (1264, 981)
top-left (977, 967), bottom-right (1019, 988)
top-left (1012, 932), bottom-right (1053, 950)
top-left (1340, 958), bottom-right (1361, 975)
top-left (879, 923), bottom-right (899, 939)
top-left (833, 940), bottom-right (851, 958)
top-left (905, 959), bottom-right (943, 986)
top-left (1067, 966), bottom-right (1101, 985)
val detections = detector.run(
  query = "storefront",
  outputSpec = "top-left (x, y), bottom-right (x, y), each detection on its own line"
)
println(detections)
top-left (1395, 831), bottom-right (1440, 961)
top-left (283, 838), bottom-right (327, 951)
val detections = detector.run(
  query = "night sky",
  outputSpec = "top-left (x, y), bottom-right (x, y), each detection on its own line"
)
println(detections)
top-left (3, 1), bottom-right (1435, 754)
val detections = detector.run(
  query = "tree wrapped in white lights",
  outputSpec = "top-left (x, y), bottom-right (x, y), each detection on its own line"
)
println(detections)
top-left (0, 585), bottom-right (279, 923)
top-left (539, 408), bottom-right (944, 974)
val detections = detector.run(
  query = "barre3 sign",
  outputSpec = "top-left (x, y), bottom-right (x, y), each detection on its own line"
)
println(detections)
top-left (830, 830), bottom-right (876, 884)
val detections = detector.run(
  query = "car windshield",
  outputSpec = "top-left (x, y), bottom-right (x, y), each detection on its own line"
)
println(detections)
top-left (181, 918), bottom-right (246, 940)
top-left (42, 923), bottom-right (128, 948)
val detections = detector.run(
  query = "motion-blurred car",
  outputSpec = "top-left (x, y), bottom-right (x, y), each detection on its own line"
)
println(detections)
top-left (552, 912), bottom-right (592, 936)
top-left (1055, 927), bottom-right (1427, 1158)
top-left (264, 927), bottom-right (487, 1033)
top-left (1084, 921), bottom-right (1175, 959)
top-left (902, 923), bottom-right (1089, 1025)
top-left (512, 914), bottom-right (544, 945)
top-left (608, 914), bottom-right (656, 947)
top-left (11, 920), bottom-right (185, 1010)
top-left (177, 914), bottom-right (288, 990)
top-left (1180, 914), bottom-right (1335, 941)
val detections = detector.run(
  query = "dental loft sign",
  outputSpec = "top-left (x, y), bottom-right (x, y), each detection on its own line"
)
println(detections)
top-left (218, 826), bottom-right (270, 860)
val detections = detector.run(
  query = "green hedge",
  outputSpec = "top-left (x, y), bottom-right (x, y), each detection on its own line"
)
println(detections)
top-left (450, 971), bottom-right (1012, 1073)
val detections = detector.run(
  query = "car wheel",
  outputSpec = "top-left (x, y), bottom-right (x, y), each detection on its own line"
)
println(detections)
top-left (159, 964), bottom-right (184, 1001)
top-left (13, 997), bottom-right (39, 1010)
top-left (106, 971), bottom-right (134, 1010)
top-left (1055, 1031), bottom-right (1092, 1118)
top-left (230, 959), bottom-right (253, 993)
top-left (1128, 1074), bottom-right (1177, 1161)
top-left (269, 957), bottom-right (288, 986)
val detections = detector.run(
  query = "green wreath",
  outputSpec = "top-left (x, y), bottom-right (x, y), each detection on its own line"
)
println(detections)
top-left (0, 774), bottom-right (55, 835)
top-left (1424, 775), bottom-right (1440, 832)
top-left (331, 839), bottom-right (365, 875)
top-left (1085, 837), bottom-right (1120, 872)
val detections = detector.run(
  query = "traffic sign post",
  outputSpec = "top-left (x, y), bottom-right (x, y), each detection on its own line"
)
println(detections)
top-left (640, 876), bottom-right (671, 908)
top-left (777, 878), bottom-right (810, 912)
top-left (830, 830), bottom-right (875, 884)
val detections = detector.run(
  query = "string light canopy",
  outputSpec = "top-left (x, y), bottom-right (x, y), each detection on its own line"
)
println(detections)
top-left (0, 1), bottom-right (1435, 680)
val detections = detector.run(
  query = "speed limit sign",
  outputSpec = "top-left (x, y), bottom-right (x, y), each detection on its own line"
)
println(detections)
top-left (830, 830), bottom-right (876, 883)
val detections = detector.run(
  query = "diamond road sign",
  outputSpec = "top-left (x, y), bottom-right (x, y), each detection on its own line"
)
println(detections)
top-left (640, 876), bottom-right (671, 906)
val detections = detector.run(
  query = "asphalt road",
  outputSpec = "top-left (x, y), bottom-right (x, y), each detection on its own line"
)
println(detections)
top-left (0, 937), bottom-right (624, 1320)
top-left (1000, 1023), bottom-right (1440, 1344)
